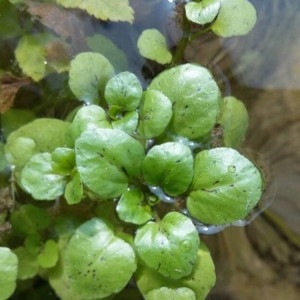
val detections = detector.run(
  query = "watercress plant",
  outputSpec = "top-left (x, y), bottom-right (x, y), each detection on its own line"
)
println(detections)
top-left (0, 0), bottom-right (261, 299)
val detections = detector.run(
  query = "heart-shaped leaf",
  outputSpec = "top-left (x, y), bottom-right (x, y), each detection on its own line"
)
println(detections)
top-left (187, 147), bottom-right (263, 225)
top-left (134, 212), bottom-right (199, 279)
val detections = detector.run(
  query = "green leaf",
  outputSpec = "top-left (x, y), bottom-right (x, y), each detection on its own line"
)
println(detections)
top-left (51, 147), bottom-right (75, 175)
top-left (87, 34), bottom-right (128, 72)
top-left (142, 142), bottom-right (194, 196)
top-left (211, 0), bottom-right (257, 37)
top-left (21, 153), bottom-right (67, 200)
top-left (104, 71), bottom-right (143, 111)
top-left (149, 64), bottom-right (221, 139)
top-left (5, 118), bottom-right (69, 180)
top-left (218, 96), bottom-right (249, 148)
top-left (75, 128), bottom-right (145, 199)
top-left (63, 218), bottom-right (136, 298)
top-left (138, 90), bottom-right (172, 139)
top-left (187, 147), bottom-right (263, 225)
top-left (64, 171), bottom-right (83, 205)
top-left (13, 246), bottom-right (39, 280)
top-left (134, 212), bottom-right (200, 279)
top-left (55, 0), bottom-right (134, 23)
top-left (146, 287), bottom-right (196, 300)
top-left (136, 242), bottom-right (216, 300)
top-left (66, 104), bottom-right (111, 146)
top-left (0, 247), bottom-right (18, 300)
top-left (138, 29), bottom-right (172, 64)
top-left (10, 204), bottom-right (51, 236)
top-left (185, 0), bottom-right (221, 25)
top-left (37, 240), bottom-right (59, 269)
top-left (112, 111), bottom-right (139, 134)
top-left (69, 52), bottom-right (114, 104)
top-left (116, 189), bottom-right (152, 225)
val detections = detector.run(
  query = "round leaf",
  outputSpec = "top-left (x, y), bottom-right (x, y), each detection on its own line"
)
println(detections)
top-left (66, 105), bottom-right (111, 146)
top-left (137, 29), bottom-right (172, 64)
top-left (51, 147), bottom-right (75, 175)
top-left (21, 153), bottom-right (67, 200)
top-left (112, 111), bottom-right (139, 134)
top-left (142, 142), bottom-right (194, 196)
top-left (146, 287), bottom-right (196, 300)
top-left (0, 247), bottom-right (18, 300)
top-left (218, 96), bottom-right (249, 148)
top-left (64, 171), bottom-right (83, 205)
top-left (211, 0), bottom-right (257, 37)
top-left (104, 71), bottom-right (143, 111)
top-left (185, 0), bottom-right (221, 25)
top-left (116, 189), bottom-right (152, 225)
top-left (138, 90), bottom-right (172, 139)
top-left (63, 218), bottom-right (136, 299)
top-left (187, 147), bottom-right (263, 225)
top-left (69, 52), bottom-right (114, 104)
top-left (37, 240), bottom-right (59, 269)
top-left (134, 212), bottom-right (200, 279)
top-left (75, 128), bottom-right (145, 199)
top-left (149, 64), bottom-right (221, 139)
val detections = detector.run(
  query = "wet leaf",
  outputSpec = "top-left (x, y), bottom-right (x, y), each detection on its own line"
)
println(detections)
top-left (64, 171), bottom-right (83, 205)
top-left (21, 153), bottom-right (67, 200)
top-left (0, 74), bottom-right (32, 114)
top-left (137, 29), bottom-right (172, 64)
top-left (136, 242), bottom-right (216, 300)
top-left (116, 189), bottom-right (152, 225)
top-left (69, 52), bottom-right (114, 104)
top-left (104, 71), bottom-right (143, 111)
top-left (0, 247), bottom-right (18, 300)
top-left (211, 0), bottom-right (257, 37)
top-left (142, 142), bottom-right (194, 196)
top-left (218, 96), bottom-right (249, 148)
top-left (56, 0), bottom-right (134, 23)
top-left (149, 64), bottom-right (221, 139)
top-left (185, 0), bottom-right (221, 25)
top-left (63, 218), bottom-right (136, 298)
top-left (138, 90), bottom-right (172, 139)
top-left (112, 111), bottom-right (139, 134)
top-left (134, 212), bottom-right (199, 279)
top-left (187, 147), bottom-right (263, 225)
top-left (75, 127), bottom-right (145, 199)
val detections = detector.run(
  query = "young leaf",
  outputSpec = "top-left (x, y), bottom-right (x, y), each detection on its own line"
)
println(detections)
top-left (138, 90), bottom-right (172, 139)
top-left (211, 0), bottom-right (257, 37)
top-left (149, 64), bottom-right (221, 139)
top-left (187, 147), bottom-right (263, 225)
top-left (111, 111), bottom-right (139, 134)
top-left (136, 242), bottom-right (216, 300)
top-left (75, 128), bottom-right (145, 199)
top-left (51, 147), bottom-right (75, 175)
top-left (146, 287), bottom-right (196, 300)
top-left (56, 0), bottom-right (134, 23)
top-left (142, 142), bottom-right (194, 196)
top-left (66, 104), bottom-right (111, 146)
top-left (0, 247), bottom-right (18, 300)
top-left (63, 218), bottom-right (136, 298)
top-left (10, 204), bottom-right (51, 236)
top-left (104, 71), bottom-right (143, 111)
top-left (64, 171), bottom-right (83, 205)
top-left (69, 52), bottom-right (114, 104)
top-left (218, 96), bottom-right (249, 148)
top-left (137, 29), bottom-right (172, 64)
top-left (134, 212), bottom-right (200, 279)
top-left (116, 189), bottom-right (152, 225)
top-left (21, 153), bottom-right (67, 200)
top-left (185, 0), bottom-right (221, 25)
top-left (37, 240), bottom-right (59, 269)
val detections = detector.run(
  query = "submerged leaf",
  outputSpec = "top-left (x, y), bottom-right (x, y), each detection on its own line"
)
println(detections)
top-left (187, 147), bottom-right (263, 225)
top-left (138, 29), bottom-right (172, 64)
top-left (56, 0), bottom-right (134, 23)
